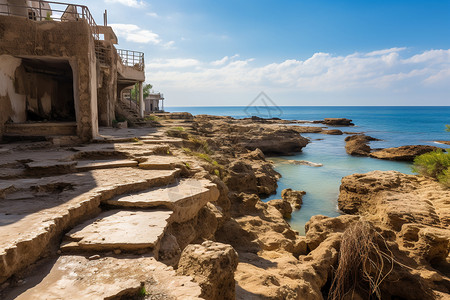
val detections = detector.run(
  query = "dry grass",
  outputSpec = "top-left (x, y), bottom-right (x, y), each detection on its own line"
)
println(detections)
top-left (328, 220), bottom-right (394, 300)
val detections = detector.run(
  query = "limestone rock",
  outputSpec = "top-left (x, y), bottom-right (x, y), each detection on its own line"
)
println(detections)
top-left (321, 129), bottom-right (343, 135)
top-left (370, 145), bottom-right (442, 161)
top-left (281, 188), bottom-right (306, 210)
top-left (224, 160), bottom-right (258, 193)
top-left (238, 127), bottom-right (309, 155)
top-left (337, 170), bottom-right (450, 299)
top-left (177, 241), bottom-right (239, 300)
top-left (305, 215), bottom-right (360, 251)
top-left (6, 255), bottom-right (202, 300)
top-left (267, 199), bottom-right (292, 218)
top-left (344, 134), bottom-right (379, 156)
top-left (323, 118), bottom-right (354, 126)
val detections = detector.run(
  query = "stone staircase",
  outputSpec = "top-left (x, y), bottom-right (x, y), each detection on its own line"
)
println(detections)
top-left (0, 131), bottom-right (218, 299)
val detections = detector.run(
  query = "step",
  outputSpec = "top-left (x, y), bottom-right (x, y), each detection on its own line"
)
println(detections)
top-left (25, 160), bottom-right (77, 175)
top-left (76, 159), bottom-right (138, 172)
top-left (61, 209), bottom-right (172, 253)
top-left (70, 144), bottom-right (123, 159)
top-left (4, 122), bottom-right (77, 136)
top-left (4, 255), bottom-right (201, 300)
top-left (142, 138), bottom-right (183, 146)
top-left (0, 168), bottom-right (180, 284)
top-left (138, 155), bottom-right (181, 170)
top-left (105, 179), bottom-right (219, 223)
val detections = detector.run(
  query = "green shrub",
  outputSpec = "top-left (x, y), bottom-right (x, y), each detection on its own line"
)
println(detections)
top-left (145, 115), bottom-right (160, 122)
top-left (437, 167), bottom-right (450, 187)
top-left (446, 124), bottom-right (450, 132)
top-left (412, 149), bottom-right (450, 187)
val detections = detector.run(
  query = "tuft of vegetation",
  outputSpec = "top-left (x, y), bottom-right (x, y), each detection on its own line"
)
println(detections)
top-left (328, 220), bottom-right (394, 300)
top-left (145, 115), bottom-right (160, 122)
top-left (181, 147), bottom-right (224, 178)
top-left (412, 149), bottom-right (450, 187)
top-left (188, 136), bottom-right (213, 154)
top-left (131, 83), bottom-right (153, 102)
top-left (45, 11), bottom-right (53, 21)
top-left (446, 124), bottom-right (450, 132)
top-left (170, 126), bottom-right (185, 131)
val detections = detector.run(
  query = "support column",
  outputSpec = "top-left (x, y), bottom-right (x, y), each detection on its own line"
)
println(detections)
top-left (139, 81), bottom-right (144, 118)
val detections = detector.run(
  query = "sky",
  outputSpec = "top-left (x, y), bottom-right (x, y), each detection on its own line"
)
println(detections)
top-left (74, 0), bottom-right (449, 106)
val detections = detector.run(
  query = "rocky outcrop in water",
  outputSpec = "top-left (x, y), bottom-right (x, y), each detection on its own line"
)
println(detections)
top-left (370, 145), bottom-right (443, 161)
top-left (344, 134), bottom-right (379, 156)
top-left (322, 118), bottom-right (354, 126)
top-left (282, 188), bottom-right (306, 210)
top-left (192, 115), bottom-right (309, 155)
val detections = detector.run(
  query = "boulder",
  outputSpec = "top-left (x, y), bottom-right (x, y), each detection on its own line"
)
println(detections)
top-left (281, 188), bottom-right (306, 210)
top-left (344, 134), bottom-right (379, 156)
top-left (223, 160), bottom-right (258, 193)
top-left (321, 129), bottom-right (343, 135)
top-left (267, 199), bottom-right (293, 218)
top-left (177, 241), bottom-right (239, 300)
top-left (370, 145), bottom-right (443, 161)
top-left (238, 127), bottom-right (309, 155)
top-left (323, 118), bottom-right (354, 126)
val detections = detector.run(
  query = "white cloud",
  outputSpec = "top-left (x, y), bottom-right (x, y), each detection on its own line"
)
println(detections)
top-left (366, 47), bottom-right (407, 56)
top-left (147, 58), bottom-right (200, 69)
top-left (110, 23), bottom-right (160, 44)
top-left (105, 0), bottom-right (146, 8)
top-left (145, 48), bottom-right (450, 94)
top-left (211, 56), bottom-right (229, 66)
top-left (146, 12), bottom-right (159, 18)
top-left (163, 41), bottom-right (176, 49)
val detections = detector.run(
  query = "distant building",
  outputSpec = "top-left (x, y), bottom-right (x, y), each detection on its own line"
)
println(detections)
top-left (144, 93), bottom-right (165, 114)
top-left (0, 0), bottom-right (146, 142)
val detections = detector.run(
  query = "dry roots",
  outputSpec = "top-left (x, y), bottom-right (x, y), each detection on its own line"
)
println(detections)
top-left (328, 220), bottom-right (394, 300)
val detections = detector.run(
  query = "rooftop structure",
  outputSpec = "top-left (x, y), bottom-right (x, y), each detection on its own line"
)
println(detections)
top-left (0, 0), bottom-right (146, 142)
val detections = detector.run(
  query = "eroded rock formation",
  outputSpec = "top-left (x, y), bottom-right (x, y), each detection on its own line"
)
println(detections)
top-left (370, 145), bottom-right (443, 161)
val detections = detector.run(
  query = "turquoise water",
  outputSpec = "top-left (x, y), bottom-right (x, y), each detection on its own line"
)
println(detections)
top-left (169, 106), bottom-right (450, 234)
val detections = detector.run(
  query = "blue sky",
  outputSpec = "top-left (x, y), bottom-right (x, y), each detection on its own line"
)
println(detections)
top-left (75, 0), bottom-right (449, 106)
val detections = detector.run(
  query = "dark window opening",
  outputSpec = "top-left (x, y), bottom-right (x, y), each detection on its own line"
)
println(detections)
top-left (15, 58), bottom-right (76, 122)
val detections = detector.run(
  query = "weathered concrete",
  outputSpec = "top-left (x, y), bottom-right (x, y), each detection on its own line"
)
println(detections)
top-left (4, 255), bottom-right (202, 300)
top-left (0, 16), bottom-right (98, 141)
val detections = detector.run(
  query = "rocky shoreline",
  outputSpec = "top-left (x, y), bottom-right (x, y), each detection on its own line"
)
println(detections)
top-left (0, 114), bottom-right (448, 299)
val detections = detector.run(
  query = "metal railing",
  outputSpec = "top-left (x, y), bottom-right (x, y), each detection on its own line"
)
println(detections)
top-left (117, 49), bottom-right (145, 71)
top-left (0, 0), bottom-right (99, 40)
top-left (0, 1), bottom-right (145, 72)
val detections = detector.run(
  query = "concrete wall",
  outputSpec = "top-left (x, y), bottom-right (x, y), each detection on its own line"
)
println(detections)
top-left (0, 15), bottom-right (98, 141)
top-left (97, 42), bottom-right (118, 127)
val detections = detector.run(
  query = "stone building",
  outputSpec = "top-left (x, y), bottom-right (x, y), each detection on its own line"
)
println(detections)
top-left (0, 0), bottom-right (145, 142)
top-left (144, 92), bottom-right (164, 114)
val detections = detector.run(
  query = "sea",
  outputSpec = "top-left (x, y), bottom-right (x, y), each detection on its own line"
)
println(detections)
top-left (167, 106), bottom-right (450, 234)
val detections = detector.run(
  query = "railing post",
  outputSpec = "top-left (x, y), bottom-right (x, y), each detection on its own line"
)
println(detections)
top-left (39, 0), bottom-right (42, 21)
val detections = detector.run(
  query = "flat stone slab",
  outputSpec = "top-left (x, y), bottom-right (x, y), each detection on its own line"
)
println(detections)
top-left (138, 155), bottom-right (181, 170)
top-left (25, 161), bottom-right (77, 175)
top-left (5, 255), bottom-right (201, 300)
top-left (142, 138), bottom-right (183, 146)
top-left (0, 168), bottom-right (179, 283)
top-left (62, 209), bottom-right (172, 252)
top-left (105, 179), bottom-right (219, 223)
top-left (76, 159), bottom-right (138, 171)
